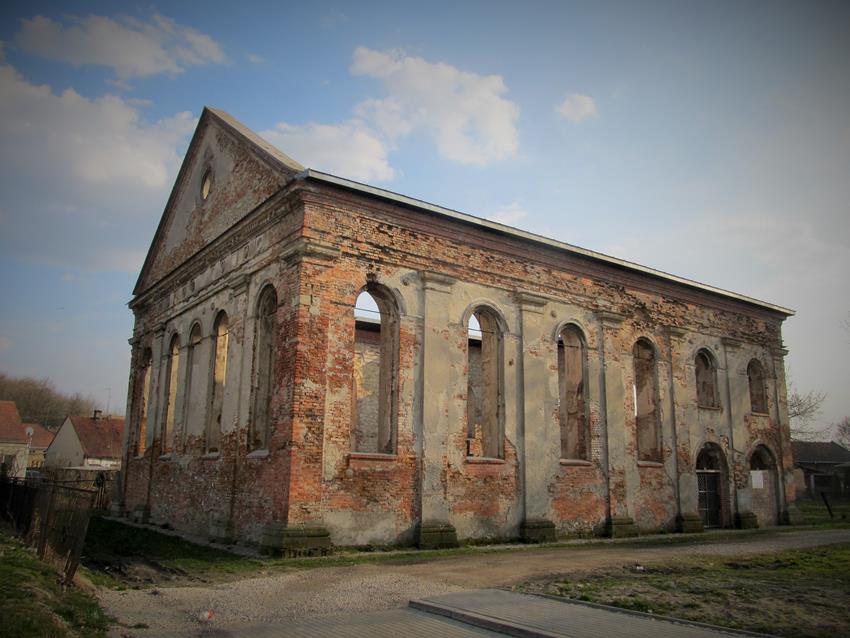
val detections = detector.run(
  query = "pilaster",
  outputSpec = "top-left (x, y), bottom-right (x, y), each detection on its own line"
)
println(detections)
top-left (416, 271), bottom-right (459, 548)
top-left (516, 292), bottom-right (556, 542)
top-left (598, 311), bottom-right (635, 536)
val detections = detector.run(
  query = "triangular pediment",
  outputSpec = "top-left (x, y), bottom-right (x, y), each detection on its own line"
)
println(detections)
top-left (134, 107), bottom-right (303, 295)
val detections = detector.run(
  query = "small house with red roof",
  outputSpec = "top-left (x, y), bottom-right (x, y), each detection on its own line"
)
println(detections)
top-left (44, 411), bottom-right (125, 470)
top-left (23, 422), bottom-right (55, 470)
top-left (0, 400), bottom-right (29, 478)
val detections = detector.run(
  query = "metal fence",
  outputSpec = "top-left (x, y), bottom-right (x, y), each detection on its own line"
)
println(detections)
top-left (1, 477), bottom-right (96, 585)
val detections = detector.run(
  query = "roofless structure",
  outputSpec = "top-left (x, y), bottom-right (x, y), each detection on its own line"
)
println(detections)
top-left (118, 107), bottom-right (799, 551)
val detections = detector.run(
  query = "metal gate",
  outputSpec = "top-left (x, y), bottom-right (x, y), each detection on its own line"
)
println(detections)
top-left (1, 478), bottom-right (96, 584)
top-left (698, 470), bottom-right (721, 528)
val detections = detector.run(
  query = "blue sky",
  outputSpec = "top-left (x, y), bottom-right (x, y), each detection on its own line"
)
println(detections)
top-left (0, 1), bottom-right (848, 433)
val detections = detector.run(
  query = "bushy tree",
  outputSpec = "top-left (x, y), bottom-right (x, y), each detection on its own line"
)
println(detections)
top-left (0, 372), bottom-right (100, 429)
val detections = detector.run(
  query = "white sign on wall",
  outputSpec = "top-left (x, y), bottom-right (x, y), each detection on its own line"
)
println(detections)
top-left (750, 470), bottom-right (764, 489)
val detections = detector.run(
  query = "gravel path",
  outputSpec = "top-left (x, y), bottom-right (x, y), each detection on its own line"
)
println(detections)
top-left (100, 528), bottom-right (850, 637)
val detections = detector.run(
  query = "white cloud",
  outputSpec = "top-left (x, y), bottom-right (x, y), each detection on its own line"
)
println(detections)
top-left (247, 53), bottom-right (265, 64)
top-left (351, 47), bottom-right (519, 165)
top-left (487, 201), bottom-right (528, 226)
top-left (0, 62), bottom-right (196, 272)
top-left (14, 14), bottom-right (226, 79)
top-left (0, 337), bottom-right (12, 353)
top-left (557, 93), bottom-right (598, 123)
top-left (261, 121), bottom-right (394, 182)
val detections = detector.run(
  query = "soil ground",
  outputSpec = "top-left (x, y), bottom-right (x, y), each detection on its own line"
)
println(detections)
top-left (94, 527), bottom-right (850, 637)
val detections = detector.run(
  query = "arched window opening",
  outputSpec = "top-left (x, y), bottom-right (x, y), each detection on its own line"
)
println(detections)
top-left (161, 335), bottom-right (180, 453)
top-left (695, 349), bottom-right (719, 408)
top-left (182, 324), bottom-right (202, 448)
top-left (633, 339), bottom-right (660, 462)
top-left (558, 324), bottom-right (589, 460)
top-left (352, 287), bottom-right (399, 454)
top-left (207, 312), bottom-right (229, 453)
top-left (134, 348), bottom-right (153, 456)
top-left (466, 307), bottom-right (504, 459)
top-left (750, 445), bottom-right (775, 471)
top-left (696, 444), bottom-right (728, 528)
top-left (747, 359), bottom-right (768, 414)
top-left (251, 286), bottom-right (278, 451)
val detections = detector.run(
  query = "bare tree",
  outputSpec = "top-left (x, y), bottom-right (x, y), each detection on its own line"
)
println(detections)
top-left (788, 385), bottom-right (827, 441)
top-left (835, 417), bottom-right (850, 449)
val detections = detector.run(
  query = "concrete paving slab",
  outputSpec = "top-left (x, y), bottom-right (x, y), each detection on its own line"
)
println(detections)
top-left (158, 608), bottom-right (508, 638)
top-left (411, 589), bottom-right (772, 638)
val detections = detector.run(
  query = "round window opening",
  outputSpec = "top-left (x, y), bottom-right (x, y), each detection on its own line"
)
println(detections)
top-left (201, 170), bottom-right (212, 201)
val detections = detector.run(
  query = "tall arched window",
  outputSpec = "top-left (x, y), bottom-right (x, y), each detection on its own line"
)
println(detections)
top-left (251, 286), bottom-right (278, 451)
top-left (134, 347), bottom-right (153, 456)
top-left (161, 334), bottom-right (180, 453)
top-left (352, 286), bottom-right (399, 454)
top-left (558, 324), bottom-right (589, 460)
top-left (696, 444), bottom-right (729, 528)
top-left (207, 311), bottom-right (229, 453)
top-left (695, 349), bottom-right (719, 408)
top-left (466, 306), bottom-right (504, 459)
top-left (182, 323), bottom-right (202, 448)
top-left (633, 339), bottom-right (660, 462)
top-left (747, 359), bottom-right (768, 414)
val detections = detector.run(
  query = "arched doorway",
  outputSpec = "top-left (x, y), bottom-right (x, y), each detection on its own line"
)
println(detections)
top-left (696, 444), bottom-right (728, 528)
top-left (749, 445), bottom-right (779, 526)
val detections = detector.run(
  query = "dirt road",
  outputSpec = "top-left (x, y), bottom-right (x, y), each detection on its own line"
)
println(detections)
top-left (100, 528), bottom-right (850, 637)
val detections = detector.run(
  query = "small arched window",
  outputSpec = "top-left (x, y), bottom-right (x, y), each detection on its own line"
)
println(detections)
top-left (747, 359), bottom-right (768, 414)
top-left (207, 311), bottom-right (229, 453)
top-left (352, 286), bottom-right (399, 454)
top-left (182, 324), bottom-right (203, 448)
top-left (134, 347), bottom-right (153, 456)
top-left (467, 306), bottom-right (504, 459)
top-left (633, 339), bottom-right (660, 462)
top-left (250, 286), bottom-right (278, 451)
top-left (750, 444), bottom-right (775, 471)
top-left (558, 324), bottom-right (589, 460)
top-left (161, 334), bottom-right (180, 453)
top-left (695, 349), bottom-right (719, 408)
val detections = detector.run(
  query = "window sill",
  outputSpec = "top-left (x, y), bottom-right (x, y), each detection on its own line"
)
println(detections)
top-left (348, 452), bottom-right (398, 462)
top-left (750, 411), bottom-right (770, 417)
top-left (465, 456), bottom-right (506, 465)
top-left (698, 405), bottom-right (722, 412)
top-left (247, 449), bottom-right (270, 460)
top-left (158, 453), bottom-right (173, 461)
top-left (637, 459), bottom-right (664, 468)
top-left (560, 458), bottom-right (592, 467)
top-left (202, 452), bottom-right (220, 460)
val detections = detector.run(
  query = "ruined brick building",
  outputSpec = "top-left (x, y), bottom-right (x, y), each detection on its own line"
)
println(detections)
top-left (117, 108), bottom-right (799, 551)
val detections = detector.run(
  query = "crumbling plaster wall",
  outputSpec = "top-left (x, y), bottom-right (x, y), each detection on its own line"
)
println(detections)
top-left (299, 182), bottom-right (793, 542)
top-left (122, 171), bottom-right (795, 547)
top-left (123, 182), bottom-right (305, 541)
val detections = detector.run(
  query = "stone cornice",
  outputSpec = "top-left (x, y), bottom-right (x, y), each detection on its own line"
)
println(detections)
top-left (282, 237), bottom-right (341, 264)
top-left (665, 325), bottom-right (688, 340)
top-left (228, 274), bottom-right (250, 298)
top-left (721, 336), bottom-right (743, 350)
top-left (419, 271), bottom-right (455, 294)
top-left (598, 310), bottom-right (626, 328)
top-left (516, 291), bottom-right (547, 314)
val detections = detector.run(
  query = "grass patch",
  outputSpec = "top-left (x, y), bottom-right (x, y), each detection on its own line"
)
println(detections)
top-left (0, 529), bottom-right (110, 637)
top-left (520, 543), bottom-right (850, 638)
top-left (795, 496), bottom-right (850, 527)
